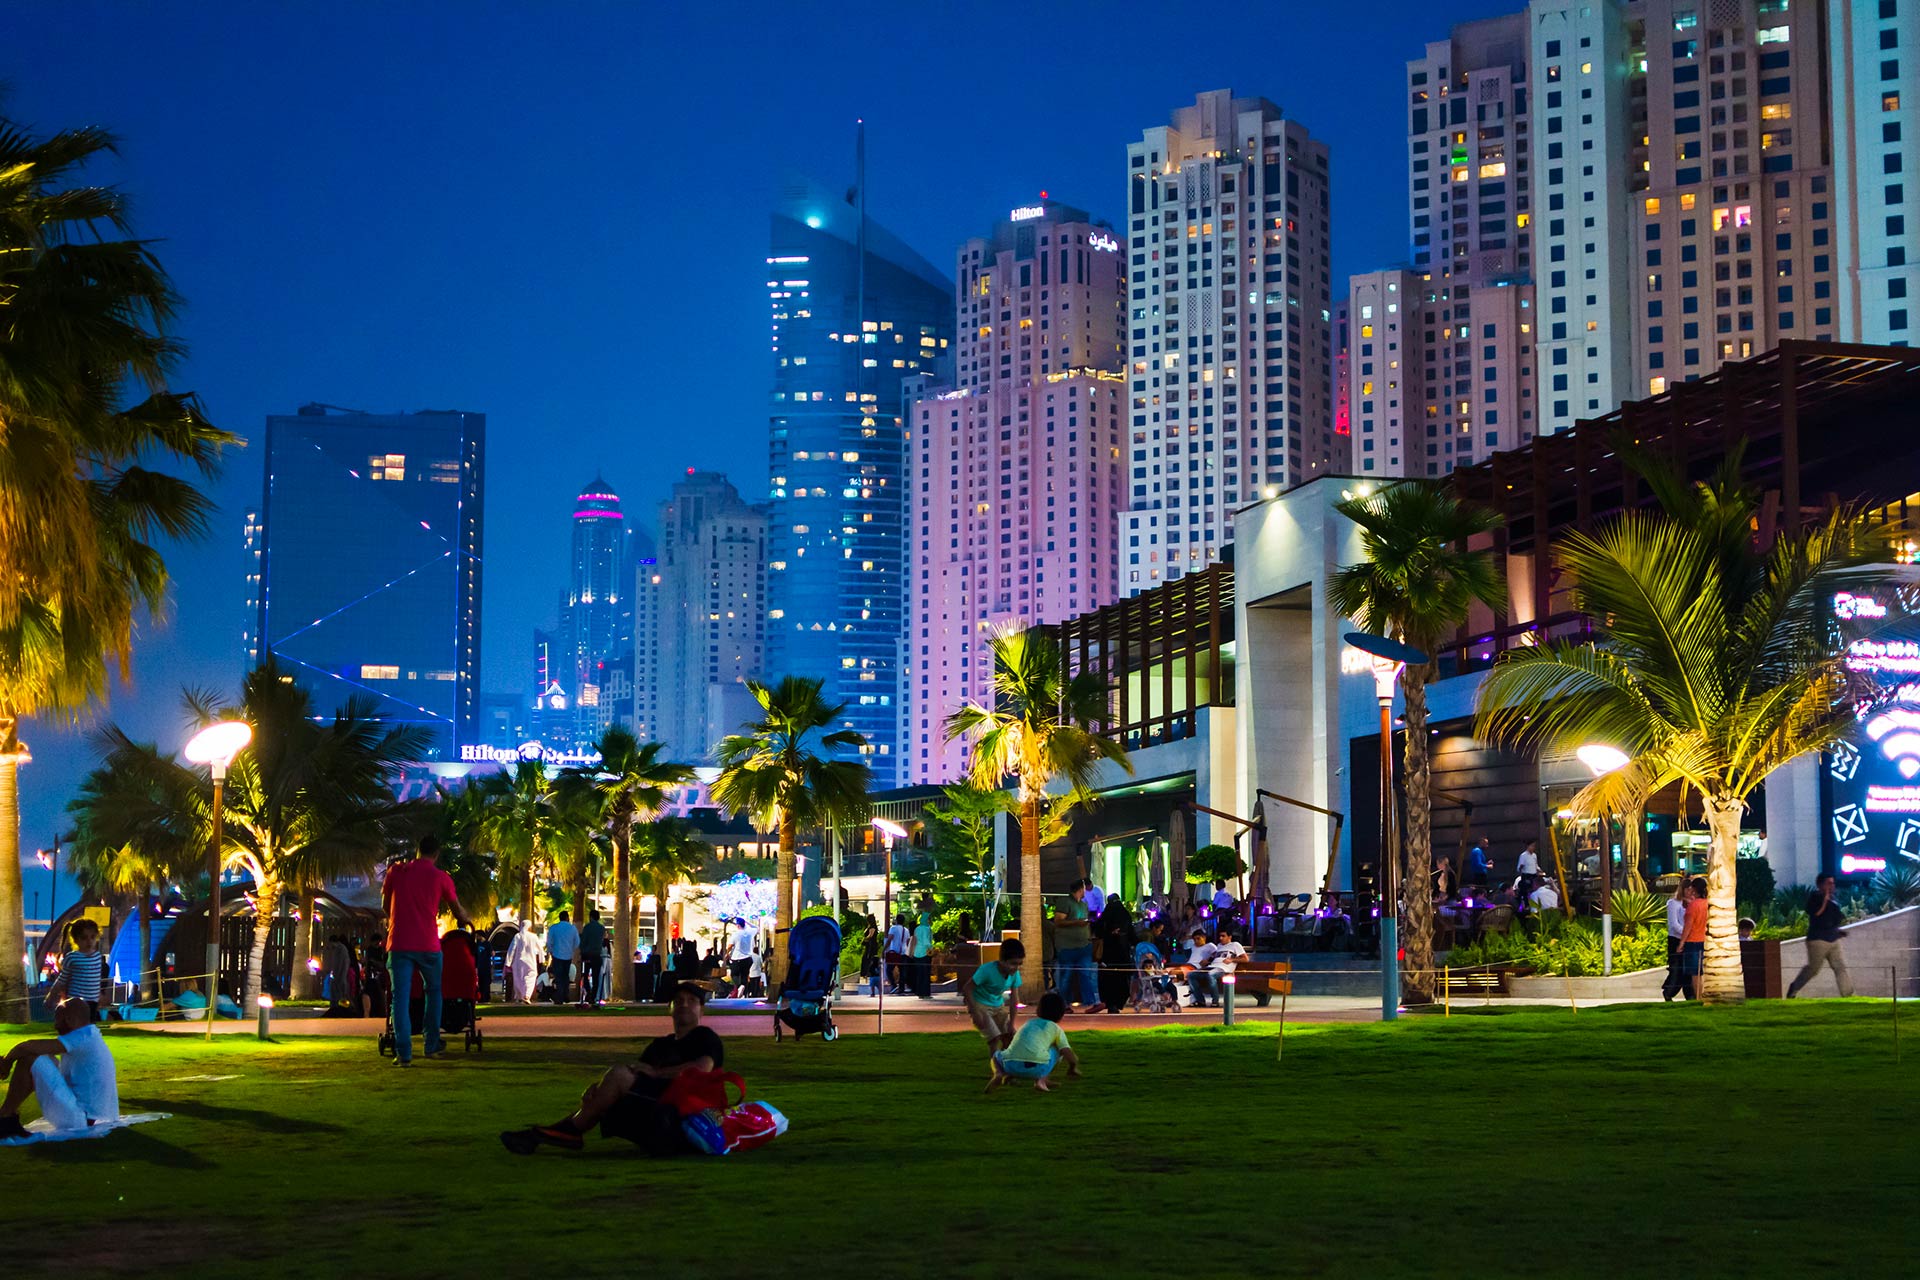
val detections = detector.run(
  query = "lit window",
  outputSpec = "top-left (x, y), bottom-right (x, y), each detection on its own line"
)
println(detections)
top-left (1645, 197), bottom-right (1662, 215)
top-left (1761, 102), bottom-right (1792, 121)
top-left (1452, 166), bottom-right (1469, 183)
top-left (1756, 25), bottom-right (1789, 44)
top-left (1680, 193), bottom-right (1697, 210)
top-left (1887, 93), bottom-right (1904, 112)
top-left (360, 665), bottom-right (399, 680)
top-left (1650, 376), bottom-right (1667, 395)
top-left (1580, 61), bottom-right (1592, 73)
top-left (1478, 161), bottom-right (1507, 178)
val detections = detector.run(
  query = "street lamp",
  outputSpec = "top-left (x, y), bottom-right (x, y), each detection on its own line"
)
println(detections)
top-left (186, 720), bottom-right (252, 1039)
top-left (871, 817), bottom-right (908, 1035)
top-left (1345, 631), bottom-right (1429, 1024)
top-left (1577, 743), bottom-right (1631, 976)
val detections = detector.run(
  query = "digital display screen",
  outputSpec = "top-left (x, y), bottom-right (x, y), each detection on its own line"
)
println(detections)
top-left (1822, 587), bottom-right (1920, 879)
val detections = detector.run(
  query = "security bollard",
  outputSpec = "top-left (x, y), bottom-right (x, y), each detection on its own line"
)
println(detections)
top-left (1222, 972), bottom-right (1236, 1027)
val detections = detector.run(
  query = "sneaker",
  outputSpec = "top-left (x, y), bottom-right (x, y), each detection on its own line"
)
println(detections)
top-left (423, 1049), bottom-right (446, 1060)
top-left (499, 1125), bottom-right (583, 1155)
top-left (392, 1057), bottom-right (412, 1068)
top-left (1083, 1002), bottom-right (1107, 1015)
top-left (0, 1115), bottom-right (29, 1140)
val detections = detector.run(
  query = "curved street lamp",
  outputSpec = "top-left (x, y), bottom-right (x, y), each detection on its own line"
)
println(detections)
top-left (1577, 742), bottom-right (1631, 974)
top-left (186, 720), bottom-right (252, 1038)
top-left (871, 817), bottom-right (908, 1034)
top-left (1344, 631), bottom-right (1428, 1024)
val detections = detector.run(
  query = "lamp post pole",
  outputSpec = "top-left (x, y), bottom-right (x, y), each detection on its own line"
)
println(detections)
top-left (205, 763), bottom-right (226, 1041)
top-left (1575, 744), bottom-right (1631, 979)
top-left (186, 721), bottom-right (252, 1041)
top-left (872, 817), bottom-right (908, 1037)
top-left (1376, 681), bottom-right (1399, 1022)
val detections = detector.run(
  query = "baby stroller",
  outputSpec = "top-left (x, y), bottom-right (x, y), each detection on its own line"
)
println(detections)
top-left (1131, 948), bottom-right (1179, 1013)
top-left (378, 929), bottom-right (484, 1057)
top-left (772, 915), bottom-right (841, 1042)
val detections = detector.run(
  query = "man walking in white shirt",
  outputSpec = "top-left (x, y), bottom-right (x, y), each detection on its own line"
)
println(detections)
top-left (1515, 840), bottom-right (1542, 878)
top-left (545, 911), bottom-right (581, 1004)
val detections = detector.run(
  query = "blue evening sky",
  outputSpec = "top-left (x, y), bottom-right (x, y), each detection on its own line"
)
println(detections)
top-left (6, 0), bottom-right (1515, 887)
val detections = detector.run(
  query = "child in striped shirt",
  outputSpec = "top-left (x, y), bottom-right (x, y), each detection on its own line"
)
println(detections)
top-left (49, 920), bottom-right (108, 1021)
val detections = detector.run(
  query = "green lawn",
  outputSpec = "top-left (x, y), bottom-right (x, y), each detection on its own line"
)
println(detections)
top-left (3, 1005), bottom-right (1915, 1278)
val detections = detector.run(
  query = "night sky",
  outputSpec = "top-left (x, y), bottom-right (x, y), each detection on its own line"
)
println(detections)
top-left (7, 0), bottom-right (1516, 880)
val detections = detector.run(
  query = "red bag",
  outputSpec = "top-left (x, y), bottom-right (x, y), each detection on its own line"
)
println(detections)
top-left (659, 1068), bottom-right (745, 1118)
top-left (683, 1102), bottom-right (789, 1155)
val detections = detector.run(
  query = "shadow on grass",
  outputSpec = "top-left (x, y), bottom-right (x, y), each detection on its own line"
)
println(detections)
top-left (22, 1126), bottom-right (215, 1170)
top-left (121, 1096), bottom-right (348, 1135)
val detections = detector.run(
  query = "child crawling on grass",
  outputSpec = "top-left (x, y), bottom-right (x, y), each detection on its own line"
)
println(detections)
top-left (988, 992), bottom-right (1082, 1093)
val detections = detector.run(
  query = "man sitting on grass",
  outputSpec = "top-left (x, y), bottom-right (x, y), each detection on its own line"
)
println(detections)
top-left (0, 998), bottom-right (118, 1140)
top-left (959, 939), bottom-right (1025, 1078)
top-left (988, 992), bottom-right (1081, 1094)
top-left (500, 981), bottom-right (723, 1156)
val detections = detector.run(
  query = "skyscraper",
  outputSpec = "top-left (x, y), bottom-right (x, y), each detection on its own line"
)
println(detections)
top-left (906, 198), bottom-right (1129, 784)
top-left (1121, 90), bottom-right (1334, 593)
top-left (767, 170), bottom-right (953, 784)
top-left (253, 403), bottom-right (484, 755)
top-left (638, 470), bottom-right (769, 763)
top-left (560, 478), bottom-right (626, 749)
top-left (1831, 0), bottom-right (1917, 344)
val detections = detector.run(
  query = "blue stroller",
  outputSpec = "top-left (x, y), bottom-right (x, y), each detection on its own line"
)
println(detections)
top-left (772, 915), bottom-right (842, 1042)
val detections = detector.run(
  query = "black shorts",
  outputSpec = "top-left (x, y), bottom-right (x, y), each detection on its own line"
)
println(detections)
top-left (600, 1091), bottom-right (687, 1156)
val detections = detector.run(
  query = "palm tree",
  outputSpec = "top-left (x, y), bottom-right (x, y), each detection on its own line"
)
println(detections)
top-left (427, 780), bottom-right (501, 922)
top-left (945, 628), bottom-right (1131, 998)
top-left (470, 759), bottom-right (562, 926)
top-left (562, 729), bottom-right (694, 1000)
top-left (631, 815), bottom-right (712, 975)
top-left (194, 668), bottom-right (426, 1005)
top-left (714, 676), bottom-right (873, 984)
top-left (1328, 481), bottom-right (1505, 1002)
top-left (65, 734), bottom-right (201, 1000)
top-left (1474, 452), bottom-right (1884, 1002)
top-left (0, 116), bottom-right (235, 1019)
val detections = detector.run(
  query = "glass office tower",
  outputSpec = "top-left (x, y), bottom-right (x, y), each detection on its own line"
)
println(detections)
top-left (254, 403), bottom-right (485, 756)
top-left (767, 174), bottom-right (951, 783)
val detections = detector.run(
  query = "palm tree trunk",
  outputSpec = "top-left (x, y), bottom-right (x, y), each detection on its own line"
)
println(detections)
top-left (1019, 795), bottom-right (1044, 999)
top-left (137, 882), bottom-right (155, 1002)
top-left (245, 876), bottom-right (280, 1007)
top-left (612, 811), bottom-right (634, 1001)
top-left (1400, 670), bottom-right (1436, 1002)
top-left (1700, 797), bottom-right (1745, 1003)
top-left (1622, 807), bottom-right (1648, 894)
top-left (523, 859), bottom-right (537, 927)
top-left (294, 883), bottom-right (324, 999)
top-left (652, 878), bottom-right (670, 992)
top-left (569, 863), bottom-right (589, 931)
top-left (0, 750), bottom-right (28, 1022)
top-left (773, 813), bottom-right (798, 986)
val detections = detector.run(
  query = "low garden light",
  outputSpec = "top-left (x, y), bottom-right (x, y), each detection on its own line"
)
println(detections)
top-left (256, 994), bottom-right (273, 1040)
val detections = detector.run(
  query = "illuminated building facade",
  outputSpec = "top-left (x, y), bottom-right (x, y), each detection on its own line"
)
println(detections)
top-left (906, 198), bottom-right (1129, 784)
top-left (253, 403), bottom-right (484, 755)
top-left (1830, 0), bottom-right (1918, 345)
top-left (1120, 90), bottom-right (1335, 593)
top-left (767, 173), bottom-right (953, 784)
top-left (638, 470), bottom-right (769, 763)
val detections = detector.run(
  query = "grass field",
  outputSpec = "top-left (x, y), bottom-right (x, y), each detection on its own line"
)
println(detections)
top-left (2, 1004), bottom-right (1916, 1279)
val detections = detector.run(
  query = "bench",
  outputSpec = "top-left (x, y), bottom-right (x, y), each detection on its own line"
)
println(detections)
top-left (1438, 963), bottom-right (1531, 997)
top-left (1226, 959), bottom-right (1292, 1007)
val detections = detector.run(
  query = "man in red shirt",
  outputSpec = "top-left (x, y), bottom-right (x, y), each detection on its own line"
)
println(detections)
top-left (382, 836), bottom-right (472, 1066)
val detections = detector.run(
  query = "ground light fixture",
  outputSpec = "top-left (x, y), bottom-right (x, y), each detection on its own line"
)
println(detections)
top-left (1577, 742), bottom-right (1631, 975)
top-left (1344, 631), bottom-right (1429, 1023)
top-left (185, 720), bottom-right (252, 1039)
top-left (871, 817), bottom-right (908, 1034)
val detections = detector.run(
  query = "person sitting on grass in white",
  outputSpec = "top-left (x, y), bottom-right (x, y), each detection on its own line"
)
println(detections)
top-left (988, 991), bottom-right (1081, 1093)
top-left (0, 998), bottom-right (119, 1140)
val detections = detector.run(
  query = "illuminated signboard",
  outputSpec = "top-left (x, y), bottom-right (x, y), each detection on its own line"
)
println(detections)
top-left (1088, 232), bottom-right (1119, 252)
top-left (458, 742), bottom-right (604, 768)
top-left (1009, 205), bottom-right (1045, 221)
top-left (1823, 586), bottom-right (1920, 876)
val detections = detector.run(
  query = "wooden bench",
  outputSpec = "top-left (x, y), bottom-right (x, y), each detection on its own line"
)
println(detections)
top-left (1227, 959), bottom-right (1292, 1007)
top-left (1438, 963), bottom-right (1531, 997)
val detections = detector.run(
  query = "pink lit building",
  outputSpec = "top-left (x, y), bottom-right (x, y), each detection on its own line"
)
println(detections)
top-left (906, 199), bottom-right (1128, 784)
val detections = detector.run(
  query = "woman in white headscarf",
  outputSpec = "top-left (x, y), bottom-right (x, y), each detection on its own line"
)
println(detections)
top-left (505, 924), bottom-right (543, 1004)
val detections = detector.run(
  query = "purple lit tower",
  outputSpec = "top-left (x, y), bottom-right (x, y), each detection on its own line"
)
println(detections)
top-left (904, 197), bottom-right (1128, 785)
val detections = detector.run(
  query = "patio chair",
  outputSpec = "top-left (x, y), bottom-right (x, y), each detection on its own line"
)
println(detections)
top-left (1475, 905), bottom-right (1517, 939)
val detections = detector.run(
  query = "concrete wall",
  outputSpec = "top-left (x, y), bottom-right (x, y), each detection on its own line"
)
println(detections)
top-left (1778, 906), bottom-right (1920, 998)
